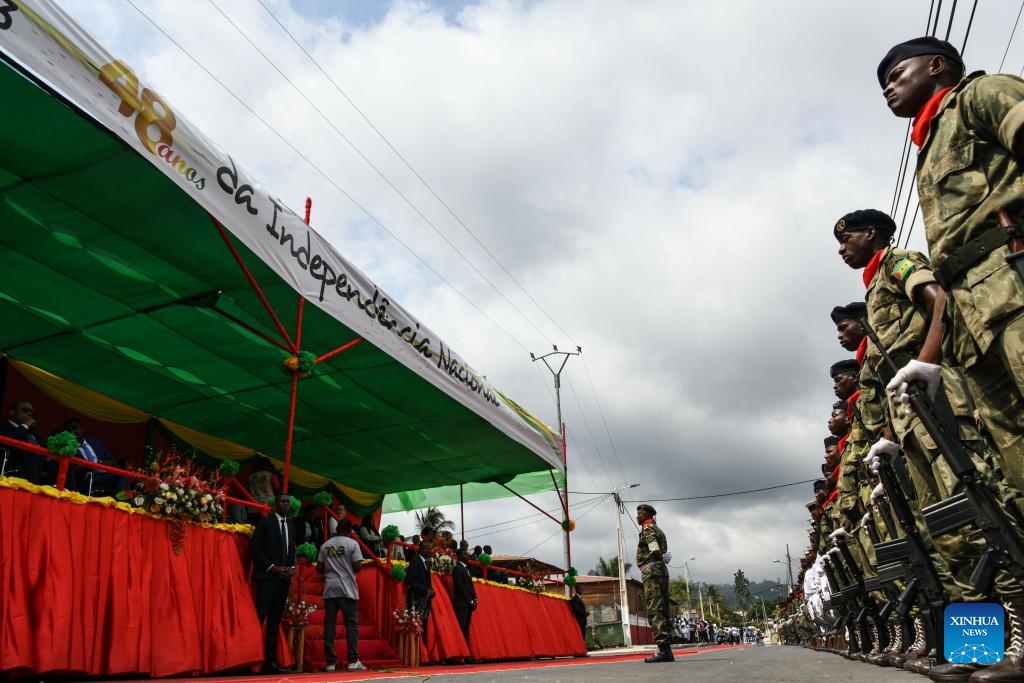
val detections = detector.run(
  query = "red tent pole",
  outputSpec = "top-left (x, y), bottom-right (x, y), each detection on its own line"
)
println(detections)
top-left (281, 199), bottom-right (313, 494)
top-left (460, 483), bottom-right (465, 542)
top-left (209, 214), bottom-right (296, 353)
top-left (497, 482), bottom-right (561, 524)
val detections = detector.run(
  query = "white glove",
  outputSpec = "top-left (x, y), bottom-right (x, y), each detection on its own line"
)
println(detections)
top-left (861, 513), bottom-right (872, 526)
top-left (829, 527), bottom-right (850, 540)
top-left (868, 438), bottom-right (899, 460)
top-left (886, 359), bottom-right (942, 414)
top-left (662, 551), bottom-right (673, 564)
top-left (871, 483), bottom-right (885, 500)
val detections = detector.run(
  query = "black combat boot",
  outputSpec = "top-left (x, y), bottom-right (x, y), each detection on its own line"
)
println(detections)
top-left (644, 647), bottom-right (675, 663)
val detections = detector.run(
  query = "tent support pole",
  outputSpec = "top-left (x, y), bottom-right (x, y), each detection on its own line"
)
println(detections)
top-left (209, 214), bottom-right (297, 352)
top-left (315, 337), bottom-right (364, 364)
top-left (497, 483), bottom-right (561, 524)
top-left (460, 484), bottom-right (465, 541)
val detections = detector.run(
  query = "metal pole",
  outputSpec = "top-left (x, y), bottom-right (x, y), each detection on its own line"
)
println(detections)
top-left (785, 543), bottom-right (794, 592)
top-left (684, 562), bottom-right (692, 614)
top-left (531, 347), bottom-right (579, 597)
top-left (614, 490), bottom-right (632, 647)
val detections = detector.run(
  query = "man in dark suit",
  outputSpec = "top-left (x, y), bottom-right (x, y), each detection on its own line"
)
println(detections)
top-left (452, 547), bottom-right (478, 649)
top-left (569, 584), bottom-right (588, 641)
top-left (250, 495), bottom-right (297, 674)
top-left (64, 418), bottom-right (127, 494)
top-left (1, 399), bottom-right (43, 484)
top-left (404, 538), bottom-right (434, 641)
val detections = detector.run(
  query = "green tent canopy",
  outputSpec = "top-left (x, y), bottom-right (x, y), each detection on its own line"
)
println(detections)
top-left (0, 3), bottom-right (563, 502)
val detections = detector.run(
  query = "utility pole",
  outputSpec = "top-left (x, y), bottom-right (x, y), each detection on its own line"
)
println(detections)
top-left (531, 345), bottom-right (580, 595)
top-left (613, 484), bottom-right (639, 647)
top-left (785, 543), bottom-right (794, 592)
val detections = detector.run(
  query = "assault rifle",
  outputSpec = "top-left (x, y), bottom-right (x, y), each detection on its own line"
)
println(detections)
top-left (860, 317), bottom-right (1024, 594)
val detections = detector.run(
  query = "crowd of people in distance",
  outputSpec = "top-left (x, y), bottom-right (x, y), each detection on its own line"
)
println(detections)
top-left (780, 35), bottom-right (1024, 683)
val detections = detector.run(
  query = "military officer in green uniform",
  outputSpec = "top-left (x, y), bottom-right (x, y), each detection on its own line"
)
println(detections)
top-left (636, 503), bottom-right (673, 663)
top-left (878, 36), bottom-right (1024, 522)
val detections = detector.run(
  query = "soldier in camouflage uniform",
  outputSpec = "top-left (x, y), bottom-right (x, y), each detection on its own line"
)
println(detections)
top-left (837, 208), bottom-right (1024, 680)
top-left (635, 504), bottom-right (673, 663)
top-left (879, 36), bottom-right (1024, 526)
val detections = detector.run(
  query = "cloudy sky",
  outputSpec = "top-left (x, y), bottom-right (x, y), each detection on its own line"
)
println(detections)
top-left (46, 0), bottom-right (1024, 589)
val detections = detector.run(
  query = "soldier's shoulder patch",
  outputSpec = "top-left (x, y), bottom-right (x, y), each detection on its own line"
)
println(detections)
top-left (891, 257), bottom-right (916, 282)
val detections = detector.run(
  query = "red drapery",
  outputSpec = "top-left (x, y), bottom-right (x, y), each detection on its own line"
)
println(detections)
top-left (296, 563), bottom-right (585, 668)
top-left (0, 484), bottom-right (263, 677)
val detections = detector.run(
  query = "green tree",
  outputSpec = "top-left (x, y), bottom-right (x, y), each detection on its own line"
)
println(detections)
top-left (588, 556), bottom-right (632, 577)
top-left (733, 569), bottom-right (751, 611)
top-left (704, 584), bottom-right (723, 620)
top-left (668, 575), bottom-right (691, 609)
top-left (414, 506), bottom-right (455, 534)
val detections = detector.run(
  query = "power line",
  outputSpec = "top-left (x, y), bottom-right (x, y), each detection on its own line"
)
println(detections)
top-left (959, 0), bottom-right (979, 56)
top-left (1000, 1), bottom-right (1024, 71)
top-left (564, 376), bottom-right (617, 491)
top-left (518, 495), bottom-right (606, 557)
top-left (943, 0), bottom-right (959, 42)
top-left (580, 353), bottom-right (629, 486)
top-left (205, 0), bottom-right (558, 348)
top-left (622, 478), bottom-right (817, 503)
top-left (122, 0), bottom-right (533, 352)
top-left (254, 0), bottom-right (577, 346)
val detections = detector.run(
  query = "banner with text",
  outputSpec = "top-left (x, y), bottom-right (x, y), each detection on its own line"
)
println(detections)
top-left (0, 0), bottom-right (562, 471)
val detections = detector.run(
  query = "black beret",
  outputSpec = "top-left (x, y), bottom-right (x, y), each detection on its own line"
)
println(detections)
top-left (830, 302), bottom-right (868, 325)
top-left (824, 435), bottom-right (839, 446)
top-left (637, 504), bottom-right (657, 517)
top-left (830, 359), bottom-right (860, 378)
top-left (834, 209), bottom-right (897, 241)
top-left (832, 400), bottom-right (847, 411)
top-left (813, 479), bottom-right (828, 492)
top-left (877, 36), bottom-right (963, 88)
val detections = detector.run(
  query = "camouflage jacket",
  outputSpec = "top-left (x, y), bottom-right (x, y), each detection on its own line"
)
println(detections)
top-left (636, 520), bottom-right (668, 566)
top-left (916, 72), bottom-right (1024, 363)
top-left (862, 247), bottom-right (982, 443)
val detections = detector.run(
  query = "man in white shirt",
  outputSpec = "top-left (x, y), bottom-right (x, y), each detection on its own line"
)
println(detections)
top-left (318, 518), bottom-right (366, 672)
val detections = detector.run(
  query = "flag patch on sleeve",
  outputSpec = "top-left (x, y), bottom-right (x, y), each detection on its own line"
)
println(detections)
top-left (892, 258), bottom-right (916, 282)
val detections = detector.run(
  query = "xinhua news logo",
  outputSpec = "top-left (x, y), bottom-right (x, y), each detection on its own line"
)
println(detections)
top-left (944, 602), bottom-right (1005, 665)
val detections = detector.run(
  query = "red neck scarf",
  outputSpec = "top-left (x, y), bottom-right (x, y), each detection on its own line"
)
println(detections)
top-left (641, 518), bottom-right (655, 528)
top-left (863, 248), bottom-right (886, 288)
top-left (823, 487), bottom-right (839, 508)
top-left (856, 337), bottom-right (867, 366)
top-left (846, 390), bottom-right (861, 421)
top-left (838, 433), bottom-right (850, 454)
top-left (911, 87), bottom-right (953, 147)
top-left (830, 463), bottom-right (840, 481)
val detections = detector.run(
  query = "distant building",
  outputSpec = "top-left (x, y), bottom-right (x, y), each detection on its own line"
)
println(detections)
top-left (547, 574), bottom-right (680, 648)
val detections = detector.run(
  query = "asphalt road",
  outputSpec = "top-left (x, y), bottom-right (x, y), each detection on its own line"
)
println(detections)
top-left (315, 644), bottom-right (928, 683)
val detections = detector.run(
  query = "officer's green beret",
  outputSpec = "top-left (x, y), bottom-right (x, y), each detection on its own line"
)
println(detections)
top-left (877, 36), bottom-right (963, 88)
top-left (830, 359), bottom-right (860, 378)
top-left (829, 302), bottom-right (867, 325)
top-left (834, 209), bottom-right (896, 241)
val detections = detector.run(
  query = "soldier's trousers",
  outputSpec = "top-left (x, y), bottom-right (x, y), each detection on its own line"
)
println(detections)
top-left (960, 311), bottom-right (1024, 508)
top-left (642, 563), bottom-right (671, 649)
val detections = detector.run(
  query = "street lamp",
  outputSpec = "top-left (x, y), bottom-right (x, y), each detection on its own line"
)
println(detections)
top-left (754, 595), bottom-right (769, 638)
top-left (613, 484), bottom-right (639, 647)
top-left (684, 558), bottom-right (705, 620)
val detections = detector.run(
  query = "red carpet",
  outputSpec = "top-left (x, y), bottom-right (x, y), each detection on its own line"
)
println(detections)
top-left (151, 644), bottom-right (748, 683)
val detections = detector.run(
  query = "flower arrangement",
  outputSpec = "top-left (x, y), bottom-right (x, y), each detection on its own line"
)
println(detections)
top-left (381, 524), bottom-right (401, 543)
top-left (312, 491), bottom-right (333, 507)
top-left (477, 552), bottom-right (492, 566)
top-left (390, 564), bottom-right (407, 581)
top-left (564, 566), bottom-right (579, 587)
top-left (282, 597), bottom-right (318, 629)
top-left (431, 553), bottom-right (454, 575)
top-left (119, 450), bottom-right (226, 554)
top-left (392, 607), bottom-right (423, 635)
